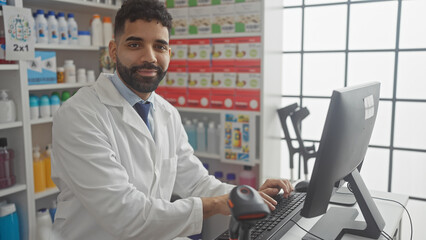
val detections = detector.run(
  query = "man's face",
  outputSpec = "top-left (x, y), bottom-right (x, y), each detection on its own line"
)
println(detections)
top-left (109, 19), bottom-right (171, 97)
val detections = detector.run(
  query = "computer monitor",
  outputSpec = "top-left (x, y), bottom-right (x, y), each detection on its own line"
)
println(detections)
top-left (300, 82), bottom-right (385, 240)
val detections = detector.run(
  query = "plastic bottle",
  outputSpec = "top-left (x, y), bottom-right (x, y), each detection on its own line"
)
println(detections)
top-left (36, 208), bottom-right (52, 240)
top-left (102, 16), bottom-right (113, 46)
top-left (61, 91), bottom-right (71, 103)
top-left (64, 60), bottom-right (76, 83)
top-left (67, 13), bottom-right (79, 45)
top-left (91, 14), bottom-right (103, 46)
top-left (0, 203), bottom-right (20, 240)
top-left (57, 12), bottom-right (68, 44)
top-left (29, 95), bottom-right (40, 120)
top-left (33, 146), bottom-right (46, 193)
top-left (0, 0), bottom-right (7, 6)
top-left (0, 90), bottom-right (16, 123)
top-left (78, 31), bottom-right (91, 46)
top-left (49, 200), bottom-right (57, 223)
top-left (87, 70), bottom-right (96, 82)
top-left (35, 9), bottom-right (48, 44)
top-left (0, 138), bottom-right (16, 189)
top-left (207, 121), bottom-right (218, 154)
top-left (44, 144), bottom-right (55, 188)
top-left (184, 120), bottom-right (197, 150)
top-left (214, 171), bottom-right (225, 182)
top-left (196, 122), bottom-right (206, 152)
top-left (239, 165), bottom-right (256, 189)
top-left (39, 95), bottom-right (51, 118)
top-left (56, 67), bottom-right (65, 83)
top-left (50, 94), bottom-right (60, 116)
top-left (47, 11), bottom-right (58, 44)
top-left (226, 173), bottom-right (237, 185)
top-left (77, 68), bottom-right (87, 83)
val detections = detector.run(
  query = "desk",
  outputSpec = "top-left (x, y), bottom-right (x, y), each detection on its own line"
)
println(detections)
top-left (281, 191), bottom-right (408, 240)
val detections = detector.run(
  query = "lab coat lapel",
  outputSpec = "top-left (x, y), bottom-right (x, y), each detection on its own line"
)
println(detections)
top-left (94, 74), bottom-right (154, 142)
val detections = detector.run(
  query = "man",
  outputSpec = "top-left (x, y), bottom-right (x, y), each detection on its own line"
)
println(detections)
top-left (51, 0), bottom-right (293, 239)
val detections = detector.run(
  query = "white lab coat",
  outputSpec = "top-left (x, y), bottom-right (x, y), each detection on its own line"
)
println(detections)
top-left (51, 74), bottom-right (233, 240)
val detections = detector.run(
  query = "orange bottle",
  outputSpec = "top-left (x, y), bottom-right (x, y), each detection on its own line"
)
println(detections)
top-left (44, 144), bottom-right (55, 188)
top-left (33, 146), bottom-right (46, 193)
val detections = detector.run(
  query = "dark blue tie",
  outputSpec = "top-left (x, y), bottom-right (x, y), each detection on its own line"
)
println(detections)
top-left (134, 101), bottom-right (151, 131)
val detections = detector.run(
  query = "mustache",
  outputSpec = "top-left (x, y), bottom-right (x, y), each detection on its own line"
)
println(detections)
top-left (131, 63), bottom-right (163, 73)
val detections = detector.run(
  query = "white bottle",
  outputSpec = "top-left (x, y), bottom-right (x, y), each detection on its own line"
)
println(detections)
top-left (77, 68), bottom-right (86, 83)
top-left (91, 14), bottom-right (103, 46)
top-left (196, 122), bottom-right (206, 152)
top-left (64, 60), bottom-right (76, 83)
top-left (67, 13), bottom-right (79, 45)
top-left (35, 9), bottom-right (48, 44)
top-left (47, 11), bottom-right (58, 44)
top-left (207, 121), bottom-right (217, 154)
top-left (36, 208), bottom-right (52, 240)
top-left (0, 90), bottom-right (16, 123)
top-left (87, 70), bottom-right (96, 83)
top-left (184, 120), bottom-right (197, 150)
top-left (102, 16), bottom-right (113, 46)
top-left (39, 95), bottom-right (51, 119)
top-left (57, 12), bottom-right (68, 44)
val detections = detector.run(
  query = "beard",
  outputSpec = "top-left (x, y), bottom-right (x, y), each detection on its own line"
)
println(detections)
top-left (116, 56), bottom-right (167, 93)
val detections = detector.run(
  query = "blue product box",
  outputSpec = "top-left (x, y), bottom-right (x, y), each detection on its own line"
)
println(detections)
top-left (27, 51), bottom-right (57, 85)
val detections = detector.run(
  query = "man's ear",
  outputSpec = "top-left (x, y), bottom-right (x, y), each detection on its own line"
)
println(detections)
top-left (109, 40), bottom-right (117, 63)
top-left (169, 47), bottom-right (171, 57)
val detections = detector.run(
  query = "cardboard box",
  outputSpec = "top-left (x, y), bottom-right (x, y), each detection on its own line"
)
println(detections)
top-left (166, 0), bottom-right (188, 8)
top-left (169, 8), bottom-right (188, 36)
top-left (212, 0), bottom-right (235, 5)
top-left (211, 94), bottom-right (234, 110)
top-left (211, 5), bottom-right (235, 34)
top-left (166, 67), bottom-right (188, 90)
top-left (212, 38), bottom-right (236, 66)
top-left (234, 94), bottom-right (260, 111)
top-left (211, 67), bottom-right (236, 95)
top-left (188, 6), bottom-right (212, 35)
top-left (188, 67), bottom-right (211, 95)
top-left (187, 93), bottom-right (210, 108)
top-left (170, 39), bottom-right (188, 67)
top-left (235, 67), bottom-right (261, 95)
top-left (157, 74), bottom-right (168, 95)
top-left (165, 91), bottom-right (187, 107)
top-left (27, 51), bottom-right (57, 85)
top-left (235, 36), bottom-right (261, 67)
top-left (189, 0), bottom-right (211, 7)
top-left (187, 39), bottom-right (211, 66)
top-left (235, 2), bottom-right (261, 33)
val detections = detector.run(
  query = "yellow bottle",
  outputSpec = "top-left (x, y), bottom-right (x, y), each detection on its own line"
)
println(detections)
top-left (33, 146), bottom-right (46, 193)
top-left (44, 144), bottom-right (55, 188)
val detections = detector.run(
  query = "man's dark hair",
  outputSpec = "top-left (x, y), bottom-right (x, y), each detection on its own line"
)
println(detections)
top-left (114, 0), bottom-right (173, 40)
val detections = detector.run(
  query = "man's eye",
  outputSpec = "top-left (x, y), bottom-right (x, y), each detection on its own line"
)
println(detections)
top-left (155, 45), bottom-right (168, 51)
top-left (128, 43), bottom-right (140, 48)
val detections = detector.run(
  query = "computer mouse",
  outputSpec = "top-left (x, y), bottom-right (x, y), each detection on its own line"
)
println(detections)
top-left (295, 180), bottom-right (309, 193)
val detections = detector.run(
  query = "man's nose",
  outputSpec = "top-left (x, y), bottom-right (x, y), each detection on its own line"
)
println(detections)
top-left (141, 47), bottom-right (157, 63)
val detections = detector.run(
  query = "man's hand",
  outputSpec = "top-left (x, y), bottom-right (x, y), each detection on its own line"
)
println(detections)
top-left (201, 194), bottom-right (230, 219)
top-left (258, 179), bottom-right (294, 211)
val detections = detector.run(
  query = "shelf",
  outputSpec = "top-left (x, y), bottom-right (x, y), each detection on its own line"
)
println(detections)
top-left (31, 117), bottom-right (53, 125)
top-left (0, 184), bottom-right (27, 197)
top-left (0, 121), bottom-right (23, 130)
top-left (195, 152), bottom-right (221, 160)
top-left (171, 32), bottom-right (262, 40)
top-left (0, 64), bottom-right (19, 70)
top-left (28, 82), bottom-right (93, 91)
top-left (24, 0), bottom-right (119, 15)
top-left (34, 187), bottom-right (59, 200)
top-left (35, 44), bottom-right (100, 51)
top-left (177, 107), bottom-right (260, 116)
top-left (220, 159), bottom-right (260, 166)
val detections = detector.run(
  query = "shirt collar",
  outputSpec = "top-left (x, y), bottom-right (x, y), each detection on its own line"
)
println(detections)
top-left (110, 71), bottom-right (156, 111)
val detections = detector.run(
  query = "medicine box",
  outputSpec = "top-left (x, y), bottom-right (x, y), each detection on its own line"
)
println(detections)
top-left (169, 8), bottom-right (189, 36)
top-left (166, 0), bottom-right (188, 8)
top-left (188, 6), bottom-right (212, 35)
top-left (27, 51), bottom-right (57, 85)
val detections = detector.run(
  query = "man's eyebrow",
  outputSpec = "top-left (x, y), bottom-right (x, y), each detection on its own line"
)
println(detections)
top-left (156, 39), bottom-right (169, 45)
top-left (125, 36), bottom-right (143, 42)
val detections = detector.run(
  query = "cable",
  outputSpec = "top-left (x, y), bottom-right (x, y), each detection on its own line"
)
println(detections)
top-left (289, 219), bottom-right (325, 240)
top-left (381, 231), bottom-right (392, 240)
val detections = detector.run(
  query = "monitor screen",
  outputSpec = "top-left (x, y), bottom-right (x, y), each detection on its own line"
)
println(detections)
top-left (300, 82), bottom-right (385, 239)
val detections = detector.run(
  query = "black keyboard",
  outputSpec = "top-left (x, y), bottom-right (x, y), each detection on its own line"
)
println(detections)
top-left (215, 192), bottom-right (306, 240)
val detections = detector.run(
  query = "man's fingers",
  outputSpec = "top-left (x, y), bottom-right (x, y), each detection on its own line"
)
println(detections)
top-left (259, 179), bottom-right (294, 198)
top-left (260, 187), bottom-right (279, 197)
top-left (259, 191), bottom-right (276, 211)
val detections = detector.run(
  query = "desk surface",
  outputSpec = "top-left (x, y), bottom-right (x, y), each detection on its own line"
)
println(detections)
top-left (281, 190), bottom-right (409, 240)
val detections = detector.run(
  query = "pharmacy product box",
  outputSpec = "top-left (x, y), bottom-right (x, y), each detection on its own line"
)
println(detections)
top-left (170, 39), bottom-right (188, 66)
top-left (235, 36), bottom-right (261, 67)
top-left (166, 0), bottom-right (188, 8)
top-left (187, 93), bottom-right (210, 108)
top-left (169, 8), bottom-right (188, 36)
top-left (188, 6), bottom-right (212, 35)
top-left (211, 67), bottom-right (236, 95)
top-left (187, 39), bottom-right (211, 66)
top-left (211, 5), bottom-right (235, 34)
top-left (188, 67), bottom-right (211, 95)
top-left (212, 38), bottom-right (236, 66)
top-left (27, 51), bottom-right (57, 85)
top-left (235, 0), bottom-right (260, 2)
top-left (157, 73), bottom-right (168, 95)
top-left (235, 67), bottom-right (261, 95)
top-left (166, 66), bottom-right (188, 91)
top-left (165, 91), bottom-right (187, 107)
top-left (212, 0), bottom-right (235, 5)
top-left (235, 94), bottom-right (260, 111)
top-left (235, 2), bottom-right (261, 33)
top-left (211, 94), bottom-right (234, 110)
top-left (189, 0), bottom-right (211, 7)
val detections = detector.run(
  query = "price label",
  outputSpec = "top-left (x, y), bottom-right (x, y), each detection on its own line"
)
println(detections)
top-left (2, 6), bottom-right (35, 60)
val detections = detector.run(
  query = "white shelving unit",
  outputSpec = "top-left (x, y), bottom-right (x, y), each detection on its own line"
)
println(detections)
top-left (0, 1), bottom-right (283, 239)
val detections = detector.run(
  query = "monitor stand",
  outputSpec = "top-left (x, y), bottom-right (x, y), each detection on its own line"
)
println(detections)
top-left (303, 170), bottom-right (385, 240)
top-left (330, 186), bottom-right (356, 206)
